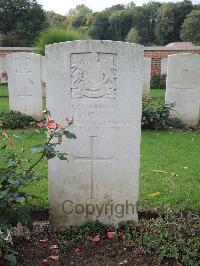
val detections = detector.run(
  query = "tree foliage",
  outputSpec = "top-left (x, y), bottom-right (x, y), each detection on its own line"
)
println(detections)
top-left (45, 11), bottom-right (65, 28)
top-left (0, 0), bottom-right (48, 46)
top-left (0, 1), bottom-right (197, 46)
top-left (64, 1), bottom-right (196, 46)
top-left (181, 10), bottom-right (200, 45)
top-left (36, 28), bottom-right (84, 55)
top-left (126, 27), bottom-right (141, 43)
top-left (109, 10), bottom-right (132, 40)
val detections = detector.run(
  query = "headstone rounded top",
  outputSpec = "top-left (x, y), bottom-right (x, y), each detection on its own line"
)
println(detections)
top-left (7, 52), bottom-right (41, 59)
top-left (45, 40), bottom-right (143, 51)
top-left (168, 53), bottom-right (200, 60)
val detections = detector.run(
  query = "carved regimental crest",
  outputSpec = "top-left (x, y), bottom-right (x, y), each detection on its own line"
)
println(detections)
top-left (71, 52), bottom-right (117, 99)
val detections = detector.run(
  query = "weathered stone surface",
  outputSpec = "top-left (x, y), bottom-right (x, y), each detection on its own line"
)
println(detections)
top-left (46, 40), bottom-right (143, 230)
top-left (165, 53), bottom-right (200, 125)
top-left (142, 57), bottom-right (151, 96)
top-left (0, 56), bottom-right (8, 83)
top-left (7, 52), bottom-right (42, 120)
top-left (161, 57), bottom-right (168, 76)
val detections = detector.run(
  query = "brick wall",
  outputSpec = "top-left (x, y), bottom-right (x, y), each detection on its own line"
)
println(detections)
top-left (144, 46), bottom-right (200, 75)
top-left (0, 47), bottom-right (34, 59)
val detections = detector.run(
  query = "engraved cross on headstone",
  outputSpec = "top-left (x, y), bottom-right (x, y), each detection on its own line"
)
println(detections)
top-left (74, 136), bottom-right (113, 199)
top-left (18, 87), bottom-right (32, 112)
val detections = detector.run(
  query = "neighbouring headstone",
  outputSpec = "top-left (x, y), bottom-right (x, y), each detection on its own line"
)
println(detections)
top-left (41, 56), bottom-right (46, 97)
top-left (165, 53), bottom-right (200, 125)
top-left (143, 57), bottom-right (151, 96)
top-left (0, 56), bottom-right (8, 83)
top-left (161, 57), bottom-right (168, 76)
top-left (7, 52), bottom-right (42, 120)
top-left (46, 40), bottom-right (143, 230)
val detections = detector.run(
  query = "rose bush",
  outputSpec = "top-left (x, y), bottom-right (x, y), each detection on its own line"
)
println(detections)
top-left (0, 110), bottom-right (76, 265)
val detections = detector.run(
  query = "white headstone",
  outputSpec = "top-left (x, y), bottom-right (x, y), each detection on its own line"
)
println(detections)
top-left (46, 40), bottom-right (143, 230)
top-left (143, 57), bottom-right (151, 96)
top-left (161, 57), bottom-right (168, 76)
top-left (165, 53), bottom-right (200, 125)
top-left (0, 56), bottom-right (8, 83)
top-left (7, 52), bottom-right (42, 120)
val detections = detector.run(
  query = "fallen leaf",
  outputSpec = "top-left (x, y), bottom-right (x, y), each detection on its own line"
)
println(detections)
top-left (151, 170), bottom-right (168, 174)
top-left (42, 259), bottom-right (50, 265)
top-left (119, 259), bottom-right (128, 264)
top-left (50, 245), bottom-right (58, 250)
top-left (74, 247), bottom-right (80, 253)
top-left (118, 232), bottom-right (124, 239)
top-left (90, 235), bottom-right (100, 243)
top-left (149, 192), bottom-right (161, 197)
top-left (51, 255), bottom-right (60, 261)
top-left (39, 238), bottom-right (49, 243)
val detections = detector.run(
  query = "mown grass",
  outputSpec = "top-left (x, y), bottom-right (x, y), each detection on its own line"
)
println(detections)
top-left (140, 130), bottom-right (200, 211)
top-left (0, 98), bottom-right (9, 112)
top-left (150, 88), bottom-right (165, 98)
top-left (1, 129), bottom-right (199, 212)
top-left (0, 84), bottom-right (9, 97)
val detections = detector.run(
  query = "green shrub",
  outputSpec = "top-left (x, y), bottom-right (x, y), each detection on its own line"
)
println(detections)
top-left (119, 211), bottom-right (199, 265)
top-left (142, 97), bottom-right (174, 130)
top-left (0, 111), bottom-right (35, 129)
top-left (151, 74), bottom-right (166, 90)
top-left (0, 112), bottom-right (76, 264)
top-left (36, 28), bottom-right (84, 55)
top-left (142, 213), bottom-right (200, 265)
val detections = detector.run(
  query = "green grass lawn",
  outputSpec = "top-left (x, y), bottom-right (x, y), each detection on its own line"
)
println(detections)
top-left (150, 89), bottom-right (165, 98)
top-left (1, 129), bottom-right (199, 212)
top-left (0, 84), bottom-right (9, 97)
top-left (0, 97), bottom-right (9, 112)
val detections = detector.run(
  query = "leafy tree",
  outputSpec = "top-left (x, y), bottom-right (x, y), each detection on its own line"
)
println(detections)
top-left (109, 10), bottom-right (132, 40)
top-left (45, 11), bottom-right (65, 28)
top-left (68, 4), bottom-right (92, 16)
top-left (155, 1), bottom-right (193, 45)
top-left (126, 27), bottom-right (141, 43)
top-left (155, 3), bottom-right (176, 45)
top-left (65, 4), bottom-right (92, 32)
top-left (62, 1), bottom-right (197, 46)
top-left (104, 4), bottom-right (125, 13)
top-left (88, 12), bottom-right (114, 40)
top-left (116, 2), bottom-right (162, 45)
top-left (0, 0), bottom-right (48, 46)
top-left (172, 0), bottom-right (193, 41)
top-left (133, 2), bottom-right (161, 45)
top-left (180, 10), bottom-right (200, 44)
